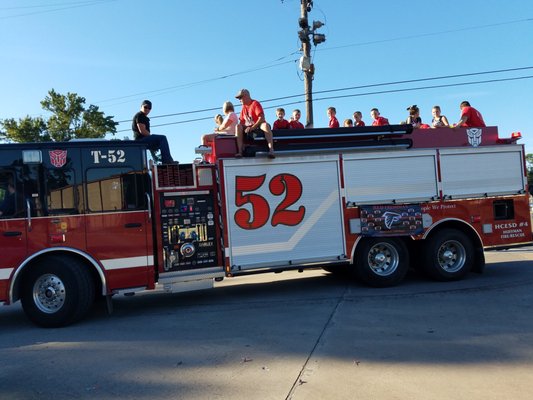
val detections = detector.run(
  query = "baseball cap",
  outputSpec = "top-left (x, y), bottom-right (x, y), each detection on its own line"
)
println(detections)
top-left (235, 89), bottom-right (250, 99)
top-left (142, 100), bottom-right (152, 108)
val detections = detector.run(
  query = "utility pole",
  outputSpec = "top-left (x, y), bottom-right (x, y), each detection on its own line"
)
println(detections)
top-left (298, 0), bottom-right (325, 128)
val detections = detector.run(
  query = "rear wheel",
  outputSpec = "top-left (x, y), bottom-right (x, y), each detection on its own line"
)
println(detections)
top-left (422, 229), bottom-right (474, 281)
top-left (21, 255), bottom-right (95, 328)
top-left (354, 238), bottom-right (409, 287)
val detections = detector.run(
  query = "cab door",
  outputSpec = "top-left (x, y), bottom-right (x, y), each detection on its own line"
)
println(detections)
top-left (82, 145), bottom-right (153, 291)
top-left (0, 169), bottom-right (27, 301)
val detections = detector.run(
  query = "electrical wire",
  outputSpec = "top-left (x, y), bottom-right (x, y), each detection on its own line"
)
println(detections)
top-left (115, 65), bottom-right (533, 124)
top-left (116, 73), bottom-right (533, 132)
top-left (318, 17), bottom-right (533, 52)
top-left (0, 0), bottom-right (115, 20)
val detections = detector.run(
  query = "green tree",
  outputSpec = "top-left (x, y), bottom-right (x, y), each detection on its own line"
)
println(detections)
top-left (527, 154), bottom-right (533, 190)
top-left (0, 89), bottom-right (117, 143)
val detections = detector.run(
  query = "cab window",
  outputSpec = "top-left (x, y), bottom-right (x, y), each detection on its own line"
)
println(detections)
top-left (86, 167), bottom-right (146, 212)
top-left (0, 171), bottom-right (17, 218)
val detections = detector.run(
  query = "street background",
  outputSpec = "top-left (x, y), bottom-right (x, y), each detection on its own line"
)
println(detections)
top-left (1, 248), bottom-right (532, 399)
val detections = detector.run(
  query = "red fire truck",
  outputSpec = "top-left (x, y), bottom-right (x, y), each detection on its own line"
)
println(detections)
top-left (0, 124), bottom-right (530, 327)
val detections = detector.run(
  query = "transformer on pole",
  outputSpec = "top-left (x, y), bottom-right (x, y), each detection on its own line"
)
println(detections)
top-left (298, 0), bottom-right (325, 128)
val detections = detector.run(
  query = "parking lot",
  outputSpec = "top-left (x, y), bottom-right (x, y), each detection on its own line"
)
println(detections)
top-left (1, 248), bottom-right (533, 400)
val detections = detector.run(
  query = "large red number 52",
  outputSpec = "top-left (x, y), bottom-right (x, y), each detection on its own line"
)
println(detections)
top-left (234, 173), bottom-right (305, 230)
top-left (269, 174), bottom-right (305, 227)
top-left (234, 175), bottom-right (270, 229)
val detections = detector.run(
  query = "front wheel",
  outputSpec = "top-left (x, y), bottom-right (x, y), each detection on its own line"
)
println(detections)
top-left (21, 255), bottom-right (95, 328)
top-left (422, 229), bottom-right (474, 281)
top-left (353, 238), bottom-right (409, 287)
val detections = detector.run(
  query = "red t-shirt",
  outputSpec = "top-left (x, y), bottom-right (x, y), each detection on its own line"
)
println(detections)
top-left (239, 100), bottom-right (265, 126)
top-left (372, 116), bottom-right (389, 126)
top-left (355, 120), bottom-right (365, 127)
top-left (273, 119), bottom-right (290, 129)
top-left (329, 117), bottom-right (339, 128)
top-left (461, 106), bottom-right (486, 127)
top-left (289, 120), bottom-right (305, 129)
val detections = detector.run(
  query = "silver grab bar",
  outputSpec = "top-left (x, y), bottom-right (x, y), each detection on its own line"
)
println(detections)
top-left (26, 199), bottom-right (32, 231)
top-left (145, 192), bottom-right (152, 221)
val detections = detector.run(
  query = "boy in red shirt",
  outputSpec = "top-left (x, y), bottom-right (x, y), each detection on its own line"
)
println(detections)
top-left (370, 108), bottom-right (389, 126)
top-left (273, 108), bottom-right (290, 130)
top-left (353, 111), bottom-right (365, 127)
top-left (289, 109), bottom-right (305, 129)
top-left (327, 107), bottom-right (339, 128)
top-left (454, 101), bottom-right (486, 127)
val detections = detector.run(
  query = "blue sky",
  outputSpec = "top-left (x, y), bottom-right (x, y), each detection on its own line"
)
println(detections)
top-left (1, 0), bottom-right (532, 163)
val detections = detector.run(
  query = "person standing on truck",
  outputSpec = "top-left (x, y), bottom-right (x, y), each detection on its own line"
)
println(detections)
top-left (235, 89), bottom-right (275, 159)
top-left (132, 100), bottom-right (176, 164)
top-left (453, 101), bottom-right (486, 128)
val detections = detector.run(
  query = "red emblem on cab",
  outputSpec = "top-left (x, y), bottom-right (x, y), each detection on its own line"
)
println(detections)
top-left (49, 150), bottom-right (67, 168)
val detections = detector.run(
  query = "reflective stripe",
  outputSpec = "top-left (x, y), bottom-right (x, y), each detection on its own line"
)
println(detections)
top-left (0, 268), bottom-right (14, 280)
top-left (101, 256), bottom-right (154, 271)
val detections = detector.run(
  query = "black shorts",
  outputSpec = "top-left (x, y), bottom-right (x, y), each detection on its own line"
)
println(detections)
top-left (245, 128), bottom-right (265, 140)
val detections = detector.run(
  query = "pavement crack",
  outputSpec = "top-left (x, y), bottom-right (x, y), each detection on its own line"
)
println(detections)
top-left (285, 284), bottom-right (348, 400)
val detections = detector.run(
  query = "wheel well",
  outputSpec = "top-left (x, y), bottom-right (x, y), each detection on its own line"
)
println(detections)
top-left (418, 220), bottom-right (485, 273)
top-left (12, 251), bottom-right (103, 303)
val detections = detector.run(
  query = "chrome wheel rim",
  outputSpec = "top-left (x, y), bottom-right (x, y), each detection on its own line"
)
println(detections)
top-left (437, 240), bottom-right (466, 273)
top-left (32, 274), bottom-right (66, 314)
top-left (367, 242), bottom-right (399, 276)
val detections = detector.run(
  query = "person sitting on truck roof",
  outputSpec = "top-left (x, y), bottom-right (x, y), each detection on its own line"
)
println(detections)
top-left (273, 108), bottom-right (290, 130)
top-left (235, 89), bottom-right (275, 159)
top-left (431, 105), bottom-right (449, 128)
top-left (344, 118), bottom-right (353, 127)
top-left (453, 101), bottom-right (486, 128)
top-left (405, 105), bottom-right (422, 128)
top-left (132, 100), bottom-right (176, 164)
top-left (370, 108), bottom-right (389, 126)
top-left (327, 107), bottom-right (340, 128)
top-left (353, 111), bottom-right (365, 127)
top-left (289, 109), bottom-right (305, 129)
top-left (202, 101), bottom-right (239, 146)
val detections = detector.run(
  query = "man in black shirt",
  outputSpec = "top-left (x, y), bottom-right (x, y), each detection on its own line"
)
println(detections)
top-left (132, 100), bottom-right (175, 164)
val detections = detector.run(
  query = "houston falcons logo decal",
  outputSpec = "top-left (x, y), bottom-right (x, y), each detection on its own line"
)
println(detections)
top-left (383, 211), bottom-right (401, 229)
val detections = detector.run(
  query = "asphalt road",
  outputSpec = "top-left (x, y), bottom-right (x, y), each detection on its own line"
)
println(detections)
top-left (1, 248), bottom-right (533, 400)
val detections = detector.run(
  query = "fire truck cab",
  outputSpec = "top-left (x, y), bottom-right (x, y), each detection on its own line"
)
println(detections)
top-left (0, 125), bottom-right (530, 327)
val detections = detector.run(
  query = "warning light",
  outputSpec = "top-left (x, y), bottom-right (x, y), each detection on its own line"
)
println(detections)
top-left (497, 132), bottom-right (522, 144)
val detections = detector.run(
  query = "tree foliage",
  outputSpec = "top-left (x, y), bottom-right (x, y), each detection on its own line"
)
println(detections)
top-left (526, 154), bottom-right (533, 190)
top-left (0, 89), bottom-right (117, 143)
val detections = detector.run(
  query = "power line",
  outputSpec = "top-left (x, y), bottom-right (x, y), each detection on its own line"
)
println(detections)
top-left (318, 17), bottom-right (533, 52)
top-left (102, 17), bottom-right (532, 111)
top-left (116, 65), bottom-right (533, 123)
top-left (0, 0), bottom-right (115, 20)
top-left (97, 57), bottom-right (299, 105)
top-left (116, 73), bottom-right (533, 132)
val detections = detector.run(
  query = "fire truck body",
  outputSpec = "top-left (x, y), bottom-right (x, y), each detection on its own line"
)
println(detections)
top-left (0, 125), bottom-right (530, 327)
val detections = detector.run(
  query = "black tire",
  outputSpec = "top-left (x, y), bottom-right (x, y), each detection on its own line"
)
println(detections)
top-left (422, 228), bottom-right (474, 281)
top-left (21, 255), bottom-right (95, 328)
top-left (354, 238), bottom-right (409, 287)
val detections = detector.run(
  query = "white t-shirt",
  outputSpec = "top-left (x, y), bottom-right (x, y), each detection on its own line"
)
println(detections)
top-left (218, 112), bottom-right (238, 134)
